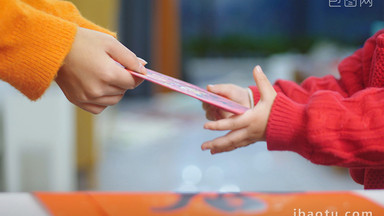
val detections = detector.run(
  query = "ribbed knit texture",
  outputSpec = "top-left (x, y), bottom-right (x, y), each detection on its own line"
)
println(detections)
top-left (0, 0), bottom-right (115, 100)
top-left (250, 29), bottom-right (384, 189)
top-left (20, 0), bottom-right (116, 37)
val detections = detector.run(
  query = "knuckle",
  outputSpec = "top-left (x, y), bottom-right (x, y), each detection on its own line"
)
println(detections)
top-left (76, 92), bottom-right (88, 103)
top-left (129, 56), bottom-right (140, 71)
top-left (93, 110), bottom-right (103, 115)
top-left (229, 121), bottom-right (237, 129)
top-left (88, 109), bottom-right (98, 114)
top-left (100, 70), bottom-right (115, 83)
top-left (103, 35), bottom-right (117, 48)
top-left (92, 107), bottom-right (106, 115)
top-left (111, 96), bottom-right (123, 105)
top-left (85, 88), bottom-right (102, 99)
top-left (89, 110), bottom-right (99, 115)
top-left (211, 142), bottom-right (220, 150)
top-left (228, 138), bottom-right (236, 147)
top-left (65, 96), bottom-right (76, 104)
top-left (127, 83), bottom-right (135, 90)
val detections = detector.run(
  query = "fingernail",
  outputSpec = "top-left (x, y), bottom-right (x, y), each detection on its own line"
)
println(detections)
top-left (137, 57), bottom-right (148, 65)
top-left (256, 65), bottom-right (263, 74)
top-left (139, 63), bottom-right (147, 74)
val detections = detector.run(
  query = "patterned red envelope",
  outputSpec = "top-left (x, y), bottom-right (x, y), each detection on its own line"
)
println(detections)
top-left (129, 69), bottom-right (249, 115)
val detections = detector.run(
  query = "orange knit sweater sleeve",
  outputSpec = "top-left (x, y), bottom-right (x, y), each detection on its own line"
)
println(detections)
top-left (20, 0), bottom-right (116, 37)
top-left (0, 0), bottom-right (115, 100)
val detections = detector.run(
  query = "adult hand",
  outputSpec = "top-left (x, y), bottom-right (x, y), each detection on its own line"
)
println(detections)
top-left (201, 66), bottom-right (277, 154)
top-left (202, 84), bottom-right (250, 121)
top-left (56, 27), bottom-right (147, 114)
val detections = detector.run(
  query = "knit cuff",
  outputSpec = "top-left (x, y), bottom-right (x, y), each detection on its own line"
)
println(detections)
top-left (249, 85), bottom-right (282, 106)
top-left (25, 0), bottom-right (117, 38)
top-left (248, 86), bottom-right (260, 106)
top-left (266, 93), bottom-right (312, 158)
top-left (74, 17), bottom-right (117, 38)
top-left (376, 33), bottom-right (384, 48)
top-left (5, 10), bottom-right (77, 100)
top-left (349, 168), bottom-right (365, 185)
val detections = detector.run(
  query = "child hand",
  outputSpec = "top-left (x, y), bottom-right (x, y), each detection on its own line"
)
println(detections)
top-left (55, 27), bottom-right (147, 114)
top-left (201, 66), bottom-right (277, 154)
top-left (202, 84), bottom-right (250, 121)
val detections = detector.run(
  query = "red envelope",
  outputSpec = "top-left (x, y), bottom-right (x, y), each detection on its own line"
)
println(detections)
top-left (129, 69), bottom-right (249, 115)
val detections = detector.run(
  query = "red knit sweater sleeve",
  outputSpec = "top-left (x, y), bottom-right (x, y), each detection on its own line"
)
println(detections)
top-left (267, 88), bottom-right (384, 168)
top-left (253, 32), bottom-right (384, 168)
top-left (249, 42), bottom-right (364, 104)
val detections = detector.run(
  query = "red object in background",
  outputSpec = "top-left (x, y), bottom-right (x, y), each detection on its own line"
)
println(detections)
top-left (35, 192), bottom-right (384, 216)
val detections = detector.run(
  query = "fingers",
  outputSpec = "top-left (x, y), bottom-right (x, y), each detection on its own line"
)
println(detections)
top-left (107, 40), bottom-right (147, 74)
top-left (219, 109), bottom-right (234, 119)
top-left (204, 111), bottom-right (250, 131)
top-left (107, 62), bottom-right (145, 90)
top-left (207, 84), bottom-right (244, 101)
top-left (137, 57), bottom-right (148, 66)
top-left (70, 90), bottom-right (124, 113)
top-left (201, 129), bottom-right (252, 154)
top-left (204, 84), bottom-right (239, 120)
top-left (207, 84), bottom-right (232, 96)
top-left (75, 102), bottom-right (107, 114)
top-left (203, 102), bottom-right (224, 121)
top-left (98, 85), bottom-right (126, 96)
top-left (199, 66), bottom-right (274, 155)
top-left (88, 94), bottom-right (125, 106)
top-left (208, 84), bottom-right (250, 108)
top-left (57, 27), bottom-right (146, 115)
top-left (203, 103), bottom-right (216, 121)
top-left (253, 65), bottom-right (276, 101)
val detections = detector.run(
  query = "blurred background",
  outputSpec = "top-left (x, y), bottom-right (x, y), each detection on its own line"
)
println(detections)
top-left (1, 0), bottom-right (383, 192)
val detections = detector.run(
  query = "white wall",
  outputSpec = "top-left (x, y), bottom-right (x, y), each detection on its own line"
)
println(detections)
top-left (0, 84), bottom-right (76, 192)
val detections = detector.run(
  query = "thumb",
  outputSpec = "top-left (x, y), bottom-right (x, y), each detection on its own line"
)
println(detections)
top-left (253, 65), bottom-right (276, 101)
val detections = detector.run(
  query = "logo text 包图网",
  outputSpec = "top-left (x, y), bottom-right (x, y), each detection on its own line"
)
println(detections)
top-left (329, 0), bottom-right (373, 8)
